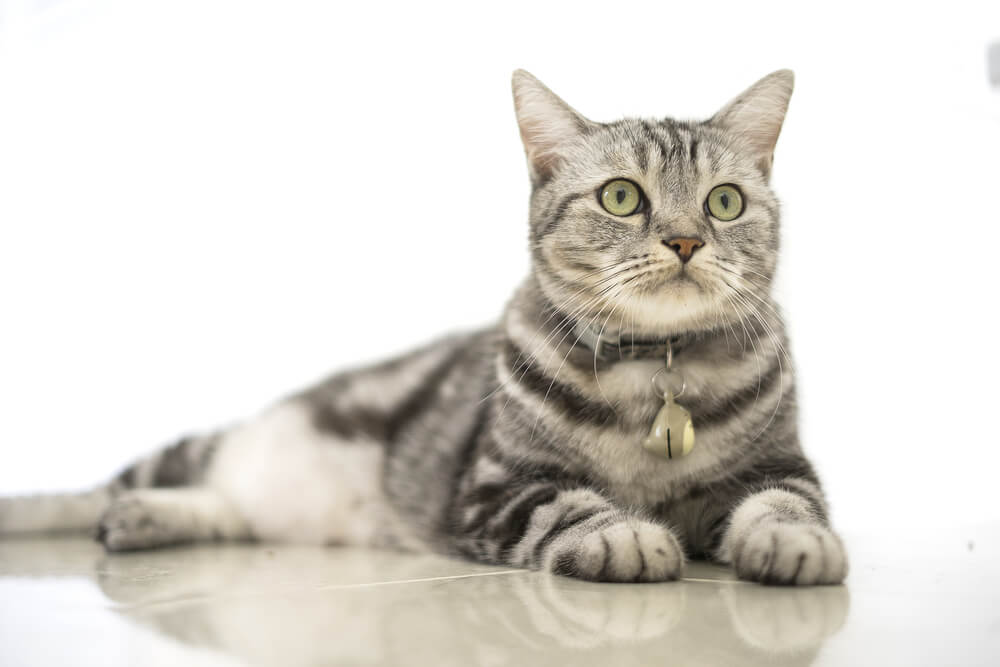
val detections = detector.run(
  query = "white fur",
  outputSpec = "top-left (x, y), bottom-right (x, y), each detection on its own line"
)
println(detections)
top-left (99, 487), bottom-right (248, 550)
top-left (471, 456), bottom-right (509, 486)
top-left (720, 488), bottom-right (847, 585)
top-left (206, 402), bottom-right (412, 548)
top-left (542, 517), bottom-right (684, 582)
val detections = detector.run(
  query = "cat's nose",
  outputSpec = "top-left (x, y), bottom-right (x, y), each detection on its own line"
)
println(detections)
top-left (663, 237), bottom-right (705, 263)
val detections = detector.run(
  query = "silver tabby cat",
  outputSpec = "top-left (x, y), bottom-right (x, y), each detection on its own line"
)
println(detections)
top-left (0, 70), bottom-right (847, 586)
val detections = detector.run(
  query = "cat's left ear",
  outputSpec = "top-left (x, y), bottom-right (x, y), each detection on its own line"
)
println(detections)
top-left (710, 70), bottom-right (794, 179)
top-left (512, 70), bottom-right (596, 184)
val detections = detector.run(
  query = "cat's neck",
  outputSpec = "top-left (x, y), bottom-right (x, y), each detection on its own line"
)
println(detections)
top-left (503, 275), bottom-right (751, 370)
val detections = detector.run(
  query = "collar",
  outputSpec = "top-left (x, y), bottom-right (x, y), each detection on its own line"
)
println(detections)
top-left (571, 320), bottom-right (690, 363)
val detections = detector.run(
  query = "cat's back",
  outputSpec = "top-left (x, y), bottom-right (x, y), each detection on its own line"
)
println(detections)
top-left (205, 328), bottom-right (501, 548)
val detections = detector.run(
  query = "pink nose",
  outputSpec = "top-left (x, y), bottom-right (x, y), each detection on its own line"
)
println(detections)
top-left (663, 237), bottom-right (705, 263)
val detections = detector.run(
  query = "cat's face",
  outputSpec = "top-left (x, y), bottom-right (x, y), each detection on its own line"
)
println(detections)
top-left (513, 70), bottom-right (793, 337)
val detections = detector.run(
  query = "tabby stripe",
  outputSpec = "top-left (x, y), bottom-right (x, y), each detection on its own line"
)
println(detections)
top-left (114, 464), bottom-right (137, 489)
top-left (443, 397), bottom-right (493, 526)
top-left (691, 359), bottom-right (782, 428)
top-left (152, 436), bottom-right (194, 487)
top-left (501, 339), bottom-right (618, 428)
top-left (495, 486), bottom-right (559, 556)
top-left (310, 342), bottom-right (470, 443)
top-left (491, 417), bottom-right (589, 471)
top-left (308, 402), bottom-right (385, 440)
top-left (633, 134), bottom-right (649, 172)
top-left (537, 192), bottom-right (588, 240)
top-left (463, 482), bottom-right (508, 507)
top-left (383, 344), bottom-right (472, 443)
top-left (702, 514), bottom-right (731, 557)
top-left (466, 482), bottom-right (547, 538)
top-left (530, 506), bottom-right (611, 566)
top-left (663, 122), bottom-right (684, 161)
top-left (641, 121), bottom-right (672, 170)
top-left (505, 333), bottom-right (785, 434)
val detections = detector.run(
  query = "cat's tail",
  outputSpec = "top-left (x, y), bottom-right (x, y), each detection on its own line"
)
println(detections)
top-left (0, 488), bottom-right (113, 535)
top-left (0, 431), bottom-right (222, 536)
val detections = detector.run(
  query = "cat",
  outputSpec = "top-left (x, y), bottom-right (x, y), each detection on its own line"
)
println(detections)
top-left (0, 69), bottom-right (847, 586)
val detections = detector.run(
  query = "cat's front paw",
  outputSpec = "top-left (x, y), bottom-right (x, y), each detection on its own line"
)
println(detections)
top-left (550, 519), bottom-right (684, 583)
top-left (97, 494), bottom-right (173, 552)
top-left (733, 522), bottom-right (847, 586)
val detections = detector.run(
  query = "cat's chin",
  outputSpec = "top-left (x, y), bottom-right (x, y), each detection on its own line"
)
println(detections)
top-left (621, 285), bottom-right (720, 336)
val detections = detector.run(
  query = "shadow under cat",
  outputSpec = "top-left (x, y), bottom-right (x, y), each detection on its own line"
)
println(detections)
top-left (0, 539), bottom-right (848, 666)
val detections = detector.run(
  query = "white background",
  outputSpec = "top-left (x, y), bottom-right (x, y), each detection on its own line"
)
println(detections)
top-left (1, 0), bottom-right (998, 534)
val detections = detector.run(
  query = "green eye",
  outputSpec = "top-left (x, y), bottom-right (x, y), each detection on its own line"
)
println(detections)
top-left (705, 184), bottom-right (744, 221)
top-left (600, 179), bottom-right (642, 216)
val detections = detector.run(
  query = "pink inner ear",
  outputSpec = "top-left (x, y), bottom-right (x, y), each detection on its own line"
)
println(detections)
top-left (512, 71), bottom-right (591, 181)
top-left (711, 71), bottom-right (794, 176)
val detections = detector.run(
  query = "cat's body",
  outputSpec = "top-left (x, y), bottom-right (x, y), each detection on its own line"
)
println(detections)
top-left (0, 70), bottom-right (847, 585)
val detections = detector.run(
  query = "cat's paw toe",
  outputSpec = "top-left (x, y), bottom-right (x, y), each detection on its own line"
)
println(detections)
top-left (98, 495), bottom-right (172, 552)
top-left (734, 522), bottom-right (847, 586)
top-left (554, 520), bottom-right (684, 583)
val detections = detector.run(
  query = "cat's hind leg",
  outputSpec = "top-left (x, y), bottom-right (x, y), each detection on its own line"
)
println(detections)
top-left (96, 431), bottom-right (249, 550)
top-left (1, 431), bottom-right (223, 539)
top-left (98, 487), bottom-right (250, 552)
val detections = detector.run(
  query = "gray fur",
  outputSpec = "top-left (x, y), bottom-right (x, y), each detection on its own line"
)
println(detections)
top-left (0, 70), bottom-right (846, 586)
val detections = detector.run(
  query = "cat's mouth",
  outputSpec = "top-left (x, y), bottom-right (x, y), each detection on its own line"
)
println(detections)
top-left (643, 266), bottom-right (705, 291)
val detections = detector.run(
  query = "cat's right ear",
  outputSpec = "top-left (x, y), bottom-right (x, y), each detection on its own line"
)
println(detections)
top-left (512, 70), bottom-right (594, 184)
top-left (709, 70), bottom-right (795, 179)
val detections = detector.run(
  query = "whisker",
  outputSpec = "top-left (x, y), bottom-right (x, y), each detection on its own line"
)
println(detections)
top-left (713, 272), bottom-right (788, 444)
top-left (491, 282), bottom-right (625, 427)
top-left (528, 283), bottom-right (629, 443)
top-left (480, 257), bottom-right (654, 405)
top-left (592, 298), bottom-right (626, 410)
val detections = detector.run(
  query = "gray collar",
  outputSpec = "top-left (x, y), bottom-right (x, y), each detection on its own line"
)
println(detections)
top-left (571, 320), bottom-right (688, 363)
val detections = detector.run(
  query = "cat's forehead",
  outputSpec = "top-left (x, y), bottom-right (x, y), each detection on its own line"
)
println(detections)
top-left (565, 118), bottom-right (753, 196)
top-left (593, 118), bottom-right (719, 158)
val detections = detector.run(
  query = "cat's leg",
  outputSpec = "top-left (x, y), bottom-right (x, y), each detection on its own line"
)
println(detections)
top-left (3, 337), bottom-right (459, 545)
top-left (0, 430), bottom-right (226, 540)
top-left (98, 487), bottom-right (250, 551)
top-left (96, 401), bottom-right (394, 551)
top-left (0, 432), bottom-right (220, 537)
top-left (716, 477), bottom-right (848, 586)
top-left (453, 472), bottom-right (685, 582)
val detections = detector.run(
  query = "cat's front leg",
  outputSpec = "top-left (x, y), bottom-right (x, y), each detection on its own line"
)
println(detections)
top-left (455, 483), bottom-right (685, 583)
top-left (717, 479), bottom-right (848, 586)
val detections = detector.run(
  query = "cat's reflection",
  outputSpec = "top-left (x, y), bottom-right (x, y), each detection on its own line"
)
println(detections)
top-left (0, 540), bottom-right (848, 666)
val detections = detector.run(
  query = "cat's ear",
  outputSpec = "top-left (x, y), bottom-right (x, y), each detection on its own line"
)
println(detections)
top-left (512, 70), bottom-right (595, 184)
top-left (710, 70), bottom-right (794, 178)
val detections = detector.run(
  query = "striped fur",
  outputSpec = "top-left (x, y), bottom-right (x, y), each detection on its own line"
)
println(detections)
top-left (0, 70), bottom-right (846, 585)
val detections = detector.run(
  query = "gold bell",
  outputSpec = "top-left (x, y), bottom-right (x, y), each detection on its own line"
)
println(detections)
top-left (641, 391), bottom-right (695, 460)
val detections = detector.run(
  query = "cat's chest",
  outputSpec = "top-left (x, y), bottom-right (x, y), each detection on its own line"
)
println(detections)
top-left (591, 357), bottom-right (720, 422)
top-left (570, 359), bottom-right (740, 506)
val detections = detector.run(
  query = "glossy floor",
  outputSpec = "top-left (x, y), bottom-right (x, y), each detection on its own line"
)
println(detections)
top-left (1, 526), bottom-right (997, 666)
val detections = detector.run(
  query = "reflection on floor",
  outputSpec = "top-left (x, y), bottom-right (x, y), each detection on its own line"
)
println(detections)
top-left (0, 527), bottom-right (997, 666)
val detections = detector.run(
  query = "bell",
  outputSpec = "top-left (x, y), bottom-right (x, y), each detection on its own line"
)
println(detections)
top-left (641, 392), bottom-right (695, 459)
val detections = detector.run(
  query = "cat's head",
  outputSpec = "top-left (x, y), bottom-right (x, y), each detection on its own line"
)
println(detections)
top-left (512, 70), bottom-right (793, 337)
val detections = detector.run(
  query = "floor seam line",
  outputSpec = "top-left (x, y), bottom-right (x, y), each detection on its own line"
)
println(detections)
top-left (109, 569), bottom-right (529, 612)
